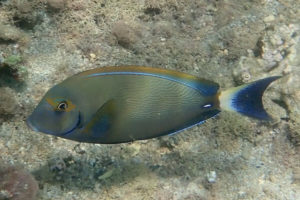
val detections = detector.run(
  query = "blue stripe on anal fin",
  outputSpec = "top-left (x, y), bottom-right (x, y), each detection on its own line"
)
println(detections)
top-left (166, 110), bottom-right (220, 136)
top-left (219, 76), bottom-right (281, 120)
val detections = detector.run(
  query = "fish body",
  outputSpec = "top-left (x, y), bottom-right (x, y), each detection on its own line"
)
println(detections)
top-left (27, 66), bottom-right (280, 144)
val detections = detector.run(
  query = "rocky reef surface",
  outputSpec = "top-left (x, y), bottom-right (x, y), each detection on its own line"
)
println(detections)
top-left (0, 0), bottom-right (299, 199)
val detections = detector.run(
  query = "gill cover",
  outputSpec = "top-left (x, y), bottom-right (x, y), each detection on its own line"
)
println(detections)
top-left (27, 96), bottom-right (80, 136)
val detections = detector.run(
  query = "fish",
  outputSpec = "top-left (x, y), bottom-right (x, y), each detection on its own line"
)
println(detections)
top-left (26, 66), bottom-right (280, 144)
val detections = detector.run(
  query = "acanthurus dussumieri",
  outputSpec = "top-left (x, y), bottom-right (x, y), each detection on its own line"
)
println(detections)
top-left (27, 66), bottom-right (280, 144)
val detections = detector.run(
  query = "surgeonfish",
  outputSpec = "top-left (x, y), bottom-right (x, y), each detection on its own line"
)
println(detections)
top-left (27, 66), bottom-right (280, 144)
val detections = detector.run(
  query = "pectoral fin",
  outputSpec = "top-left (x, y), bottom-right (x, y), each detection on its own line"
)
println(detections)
top-left (82, 99), bottom-right (116, 137)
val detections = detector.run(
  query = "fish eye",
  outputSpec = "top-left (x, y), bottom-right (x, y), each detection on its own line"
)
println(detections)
top-left (57, 101), bottom-right (68, 111)
top-left (46, 98), bottom-right (76, 112)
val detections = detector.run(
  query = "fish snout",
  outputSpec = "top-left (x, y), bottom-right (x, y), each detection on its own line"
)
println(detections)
top-left (26, 116), bottom-right (39, 132)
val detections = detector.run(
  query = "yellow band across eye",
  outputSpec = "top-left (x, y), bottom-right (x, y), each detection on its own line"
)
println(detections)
top-left (46, 98), bottom-right (76, 112)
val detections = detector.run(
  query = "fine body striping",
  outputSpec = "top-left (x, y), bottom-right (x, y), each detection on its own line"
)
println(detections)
top-left (27, 66), bottom-right (279, 144)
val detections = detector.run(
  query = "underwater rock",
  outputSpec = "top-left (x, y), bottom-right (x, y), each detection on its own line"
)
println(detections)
top-left (14, 0), bottom-right (33, 14)
top-left (0, 24), bottom-right (28, 45)
top-left (292, 167), bottom-right (300, 185)
top-left (0, 54), bottom-right (27, 89)
top-left (11, 0), bottom-right (43, 30)
top-left (152, 21), bottom-right (174, 38)
top-left (144, 7), bottom-right (162, 16)
top-left (0, 87), bottom-right (17, 113)
top-left (233, 56), bottom-right (257, 84)
top-left (49, 157), bottom-right (67, 174)
top-left (0, 87), bottom-right (17, 123)
top-left (0, 165), bottom-right (38, 200)
top-left (47, 0), bottom-right (67, 11)
top-left (206, 171), bottom-right (217, 183)
top-left (288, 118), bottom-right (300, 146)
top-left (112, 21), bottom-right (140, 49)
top-left (159, 136), bottom-right (180, 150)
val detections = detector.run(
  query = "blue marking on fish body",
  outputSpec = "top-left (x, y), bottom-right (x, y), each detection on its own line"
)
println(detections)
top-left (91, 115), bottom-right (110, 138)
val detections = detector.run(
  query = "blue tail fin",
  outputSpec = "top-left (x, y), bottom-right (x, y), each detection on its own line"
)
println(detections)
top-left (219, 76), bottom-right (280, 120)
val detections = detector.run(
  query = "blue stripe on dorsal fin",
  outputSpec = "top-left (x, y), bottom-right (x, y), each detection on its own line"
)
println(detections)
top-left (78, 66), bottom-right (219, 96)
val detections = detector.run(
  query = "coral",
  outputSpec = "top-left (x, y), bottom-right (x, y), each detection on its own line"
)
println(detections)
top-left (0, 165), bottom-right (38, 200)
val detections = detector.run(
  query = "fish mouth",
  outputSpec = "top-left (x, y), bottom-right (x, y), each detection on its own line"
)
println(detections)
top-left (26, 117), bottom-right (39, 132)
top-left (26, 113), bottom-right (81, 136)
top-left (61, 113), bottom-right (81, 136)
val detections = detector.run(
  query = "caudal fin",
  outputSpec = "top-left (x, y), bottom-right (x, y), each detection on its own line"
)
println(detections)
top-left (219, 76), bottom-right (280, 120)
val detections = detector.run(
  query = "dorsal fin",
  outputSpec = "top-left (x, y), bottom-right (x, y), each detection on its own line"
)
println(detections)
top-left (77, 66), bottom-right (219, 96)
